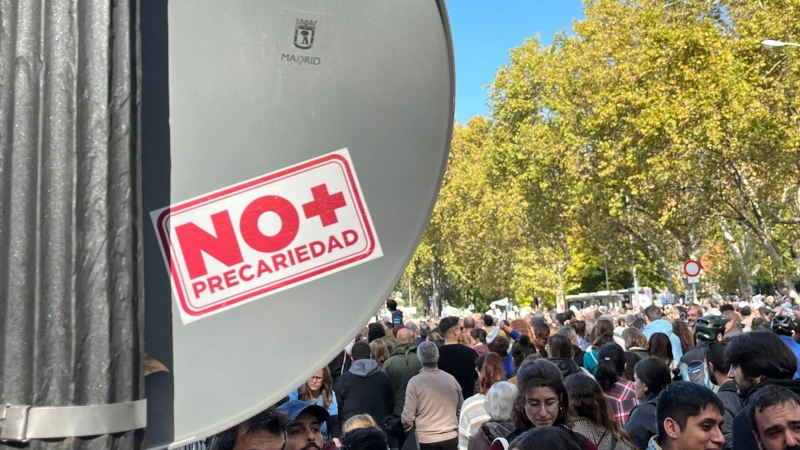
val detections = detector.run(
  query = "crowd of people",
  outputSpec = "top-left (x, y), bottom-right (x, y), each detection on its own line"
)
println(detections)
top-left (207, 296), bottom-right (800, 450)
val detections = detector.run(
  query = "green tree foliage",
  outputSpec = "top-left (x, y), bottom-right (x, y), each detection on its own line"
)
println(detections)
top-left (402, 0), bottom-right (800, 309)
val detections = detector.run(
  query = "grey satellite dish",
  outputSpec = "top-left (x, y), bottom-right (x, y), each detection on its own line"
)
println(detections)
top-left (141, 0), bottom-right (454, 447)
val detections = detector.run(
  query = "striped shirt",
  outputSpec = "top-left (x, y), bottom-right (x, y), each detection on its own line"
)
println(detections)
top-left (458, 394), bottom-right (490, 450)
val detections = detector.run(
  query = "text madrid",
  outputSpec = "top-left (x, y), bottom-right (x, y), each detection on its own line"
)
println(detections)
top-left (281, 53), bottom-right (321, 66)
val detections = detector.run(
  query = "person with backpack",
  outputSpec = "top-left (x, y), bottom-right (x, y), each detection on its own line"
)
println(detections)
top-left (679, 315), bottom-right (728, 386)
top-left (383, 329), bottom-right (422, 416)
top-left (642, 306), bottom-right (683, 362)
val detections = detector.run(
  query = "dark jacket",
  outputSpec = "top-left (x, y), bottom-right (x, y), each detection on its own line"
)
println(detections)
top-left (468, 420), bottom-right (515, 450)
top-left (383, 343), bottom-right (422, 415)
top-left (438, 343), bottom-right (480, 399)
top-left (624, 393), bottom-right (658, 450)
top-left (334, 359), bottom-right (394, 423)
top-left (549, 357), bottom-right (580, 379)
top-left (716, 380), bottom-right (741, 450)
top-left (628, 347), bottom-right (649, 362)
top-left (723, 326), bottom-right (743, 340)
top-left (328, 350), bottom-right (352, 386)
top-left (573, 345), bottom-right (586, 368)
top-left (731, 378), bottom-right (800, 450)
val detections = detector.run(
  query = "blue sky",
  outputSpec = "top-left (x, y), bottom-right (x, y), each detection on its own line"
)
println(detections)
top-left (448, 1), bottom-right (585, 123)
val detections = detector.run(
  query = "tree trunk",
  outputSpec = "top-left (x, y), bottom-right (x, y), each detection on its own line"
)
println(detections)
top-left (754, 228), bottom-right (798, 298)
top-left (792, 241), bottom-right (800, 278)
top-left (729, 162), bottom-right (797, 297)
top-left (556, 267), bottom-right (565, 311)
top-left (554, 238), bottom-right (571, 312)
top-left (718, 217), bottom-right (752, 295)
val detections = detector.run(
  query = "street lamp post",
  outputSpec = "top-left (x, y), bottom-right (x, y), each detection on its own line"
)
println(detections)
top-left (761, 39), bottom-right (800, 49)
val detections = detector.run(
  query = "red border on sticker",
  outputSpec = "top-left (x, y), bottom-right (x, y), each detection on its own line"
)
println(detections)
top-left (156, 153), bottom-right (377, 316)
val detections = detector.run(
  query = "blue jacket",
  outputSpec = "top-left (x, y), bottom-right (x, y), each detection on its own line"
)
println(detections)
top-left (289, 388), bottom-right (340, 439)
top-left (643, 319), bottom-right (683, 362)
top-left (779, 335), bottom-right (800, 379)
top-left (502, 355), bottom-right (514, 379)
top-left (392, 310), bottom-right (404, 327)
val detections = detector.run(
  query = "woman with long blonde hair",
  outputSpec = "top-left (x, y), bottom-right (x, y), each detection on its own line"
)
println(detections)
top-left (289, 366), bottom-right (341, 440)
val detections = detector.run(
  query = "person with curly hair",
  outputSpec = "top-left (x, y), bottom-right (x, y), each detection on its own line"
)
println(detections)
top-left (510, 319), bottom-right (534, 341)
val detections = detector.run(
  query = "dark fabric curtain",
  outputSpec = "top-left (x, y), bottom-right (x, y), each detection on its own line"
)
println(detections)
top-left (0, 0), bottom-right (144, 448)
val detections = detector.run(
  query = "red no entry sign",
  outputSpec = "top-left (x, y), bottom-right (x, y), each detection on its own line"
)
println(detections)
top-left (683, 260), bottom-right (702, 277)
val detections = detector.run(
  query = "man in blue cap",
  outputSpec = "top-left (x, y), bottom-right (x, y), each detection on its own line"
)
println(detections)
top-left (278, 400), bottom-right (330, 450)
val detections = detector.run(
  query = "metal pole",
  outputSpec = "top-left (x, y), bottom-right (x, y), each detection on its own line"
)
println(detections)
top-left (431, 266), bottom-right (437, 318)
top-left (408, 278), bottom-right (412, 314)
top-left (628, 233), bottom-right (641, 307)
top-left (692, 282), bottom-right (698, 304)
top-left (603, 252), bottom-right (611, 291)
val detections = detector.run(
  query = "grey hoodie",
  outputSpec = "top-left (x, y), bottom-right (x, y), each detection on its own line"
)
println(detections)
top-left (350, 358), bottom-right (380, 377)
